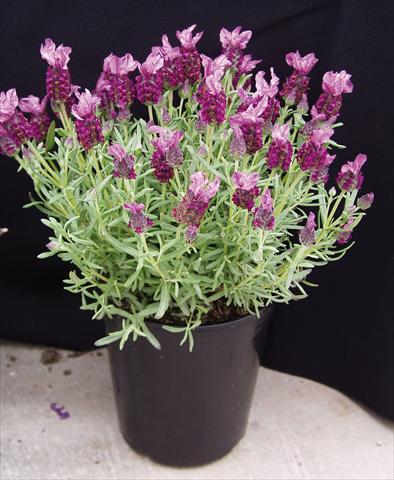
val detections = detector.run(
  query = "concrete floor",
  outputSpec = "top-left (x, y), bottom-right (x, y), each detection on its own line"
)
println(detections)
top-left (1, 341), bottom-right (393, 480)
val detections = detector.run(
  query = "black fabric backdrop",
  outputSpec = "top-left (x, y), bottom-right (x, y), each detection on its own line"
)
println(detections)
top-left (0, 0), bottom-right (393, 419)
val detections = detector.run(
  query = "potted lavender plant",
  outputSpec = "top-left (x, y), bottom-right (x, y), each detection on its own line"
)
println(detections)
top-left (0, 25), bottom-right (374, 466)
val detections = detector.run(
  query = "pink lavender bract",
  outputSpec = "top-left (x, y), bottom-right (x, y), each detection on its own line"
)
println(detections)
top-left (299, 212), bottom-right (316, 246)
top-left (252, 189), bottom-right (275, 230)
top-left (267, 123), bottom-right (293, 171)
top-left (313, 70), bottom-right (353, 120)
top-left (71, 89), bottom-right (103, 151)
top-left (108, 143), bottom-right (136, 179)
top-left (19, 95), bottom-right (50, 142)
top-left (280, 51), bottom-right (318, 105)
top-left (176, 25), bottom-right (203, 84)
top-left (231, 171), bottom-right (260, 210)
top-left (40, 38), bottom-right (72, 103)
top-left (337, 154), bottom-right (367, 191)
top-left (124, 202), bottom-right (153, 234)
top-left (0, 89), bottom-right (19, 123)
top-left (357, 192), bottom-right (374, 210)
top-left (173, 172), bottom-right (220, 229)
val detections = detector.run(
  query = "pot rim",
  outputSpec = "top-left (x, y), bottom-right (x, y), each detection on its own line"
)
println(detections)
top-left (143, 304), bottom-right (273, 333)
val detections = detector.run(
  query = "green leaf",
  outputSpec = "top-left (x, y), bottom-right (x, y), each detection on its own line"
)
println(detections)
top-left (45, 121), bottom-right (56, 151)
top-left (155, 283), bottom-right (170, 319)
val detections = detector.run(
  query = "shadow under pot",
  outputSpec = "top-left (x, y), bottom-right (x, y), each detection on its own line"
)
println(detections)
top-left (106, 306), bottom-right (273, 467)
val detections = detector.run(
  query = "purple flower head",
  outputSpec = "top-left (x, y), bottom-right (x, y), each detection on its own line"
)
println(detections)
top-left (285, 51), bottom-right (318, 75)
top-left (138, 51), bottom-right (164, 76)
top-left (230, 99), bottom-right (267, 155)
top-left (136, 52), bottom-right (164, 105)
top-left (149, 125), bottom-right (183, 162)
top-left (336, 217), bottom-right (354, 245)
top-left (71, 89), bottom-right (101, 120)
top-left (173, 172), bottom-right (220, 227)
top-left (322, 70), bottom-right (353, 95)
top-left (176, 24), bottom-right (204, 49)
top-left (310, 152), bottom-right (335, 184)
top-left (71, 90), bottom-right (103, 151)
top-left (267, 123), bottom-right (293, 171)
top-left (255, 68), bottom-right (280, 98)
top-left (19, 95), bottom-right (48, 115)
top-left (280, 52), bottom-right (317, 106)
top-left (337, 154), bottom-right (367, 191)
top-left (0, 89), bottom-right (18, 123)
top-left (220, 26), bottom-right (252, 51)
top-left (198, 72), bottom-right (226, 125)
top-left (299, 212), bottom-right (316, 246)
top-left (103, 53), bottom-right (139, 75)
top-left (357, 192), bottom-right (374, 210)
top-left (108, 143), bottom-right (136, 180)
top-left (185, 225), bottom-right (198, 243)
top-left (40, 38), bottom-right (72, 69)
top-left (153, 36), bottom-right (185, 89)
top-left (123, 202), bottom-right (153, 234)
top-left (232, 171), bottom-right (260, 210)
top-left (252, 189), bottom-right (275, 230)
top-left (148, 126), bottom-right (184, 182)
top-left (19, 95), bottom-right (50, 142)
top-left (271, 122), bottom-right (290, 142)
top-left (0, 89), bottom-right (30, 154)
top-left (230, 126), bottom-right (247, 158)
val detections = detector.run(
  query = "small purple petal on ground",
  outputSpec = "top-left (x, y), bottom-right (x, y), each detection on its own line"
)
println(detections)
top-left (50, 402), bottom-right (70, 420)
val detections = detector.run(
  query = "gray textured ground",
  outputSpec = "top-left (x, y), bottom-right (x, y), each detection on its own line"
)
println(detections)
top-left (1, 341), bottom-right (393, 480)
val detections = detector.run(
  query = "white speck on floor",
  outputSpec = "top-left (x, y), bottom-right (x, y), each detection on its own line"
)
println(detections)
top-left (1, 341), bottom-right (393, 480)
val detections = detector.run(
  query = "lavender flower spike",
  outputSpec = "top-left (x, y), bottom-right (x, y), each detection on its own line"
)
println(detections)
top-left (108, 143), bottom-right (136, 179)
top-left (71, 89), bottom-right (103, 151)
top-left (176, 25), bottom-right (204, 84)
top-left (148, 125), bottom-right (184, 183)
top-left (40, 38), bottom-right (72, 102)
top-left (336, 154), bottom-right (367, 191)
top-left (124, 202), bottom-right (153, 234)
top-left (19, 95), bottom-right (50, 142)
top-left (252, 189), bottom-right (275, 230)
top-left (280, 51), bottom-right (318, 105)
top-left (314, 70), bottom-right (353, 120)
top-left (267, 122), bottom-right (293, 171)
top-left (0, 89), bottom-right (30, 156)
top-left (135, 52), bottom-right (164, 105)
top-left (299, 212), bottom-right (316, 246)
top-left (231, 171), bottom-right (260, 211)
top-left (173, 172), bottom-right (220, 228)
top-left (357, 192), bottom-right (374, 210)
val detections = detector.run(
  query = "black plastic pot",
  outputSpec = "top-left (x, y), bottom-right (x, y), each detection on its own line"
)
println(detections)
top-left (106, 307), bottom-right (273, 467)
